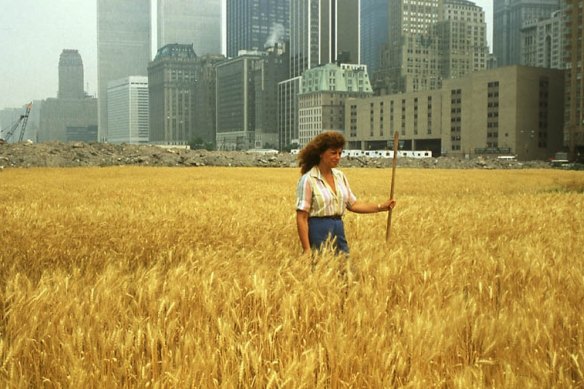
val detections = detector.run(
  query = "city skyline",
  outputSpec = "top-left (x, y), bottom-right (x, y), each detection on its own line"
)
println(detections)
top-left (0, 0), bottom-right (493, 110)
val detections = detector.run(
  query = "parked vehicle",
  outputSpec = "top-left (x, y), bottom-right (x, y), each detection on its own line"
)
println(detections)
top-left (342, 149), bottom-right (432, 159)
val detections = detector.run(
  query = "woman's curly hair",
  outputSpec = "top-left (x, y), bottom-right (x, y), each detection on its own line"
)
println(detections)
top-left (298, 131), bottom-right (346, 174)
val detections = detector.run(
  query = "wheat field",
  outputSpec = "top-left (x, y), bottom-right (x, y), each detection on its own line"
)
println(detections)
top-left (0, 166), bottom-right (583, 388)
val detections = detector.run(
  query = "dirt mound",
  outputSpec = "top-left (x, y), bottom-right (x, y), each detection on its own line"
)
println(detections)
top-left (0, 141), bottom-right (552, 170)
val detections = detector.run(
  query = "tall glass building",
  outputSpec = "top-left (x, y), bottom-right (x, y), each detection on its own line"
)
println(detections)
top-left (97, 0), bottom-right (151, 142)
top-left (564, 0), bottom-right (584, 158)
top-left (226, 0), bottom-right (290, 58)
top-left (290, 0), bottom-right (360, 78)
top-left (360, 0), bottom-right (388, 75)
top-left (157, 0), bottom-right (222, 56)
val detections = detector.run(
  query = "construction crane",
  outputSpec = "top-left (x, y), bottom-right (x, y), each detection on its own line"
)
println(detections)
top-left (0, 102), bottom-right (32, 144)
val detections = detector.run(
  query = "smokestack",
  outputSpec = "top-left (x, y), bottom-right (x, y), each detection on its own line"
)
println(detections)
top-left (264, 22), bottom-right (286, 49)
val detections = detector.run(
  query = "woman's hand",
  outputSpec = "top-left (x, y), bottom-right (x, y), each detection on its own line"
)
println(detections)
top-left (377, 199), bottom-right (396, 212)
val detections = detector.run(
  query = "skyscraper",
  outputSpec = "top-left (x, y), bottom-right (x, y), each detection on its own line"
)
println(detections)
top-left (215, 47), bottom-right (288, 151)
top-left (437, 0), bottom-right (488, 80)
top-left (360, 0), bottom-right (388, 75)
top-left (493, 0), bottom-right (560, 67)
top-left (521, 9), bottom-right (565, 69)
top-left (58, 50), bottom-right (85, 100)
top-left (38, 50), bottom-right (97, 143)
top-left (193, 54), bottom-right (226, 146)
top-left (564, 0), bottom-right (584, 159)
top-left (289, 0), bottom-right (360, 78)
top-left (97, 0), bottom-right (151, 142)
top-left (252, 46), bottom-right (289, 149)
top-left (277, 76), bottom-right (302, 150)
top-left (375, 0), bottom-right (487, 94)
top-left (226, 0), bottom-right (290, 58)
top-left (382, 0), bottom-right (442, 93)
top-left (157, 0), bottom-right (222, 56)
top-left (216, 52), bottom-right (266, 150)
top-left (148, 44), bottom-right (198, 145)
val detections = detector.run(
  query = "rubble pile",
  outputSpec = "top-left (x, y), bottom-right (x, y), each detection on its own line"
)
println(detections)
top-left (0, 141), bottom-right (553, 170)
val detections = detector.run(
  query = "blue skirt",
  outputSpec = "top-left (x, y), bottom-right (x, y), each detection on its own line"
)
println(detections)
top-left (308, 216), bottom-right (349, 254)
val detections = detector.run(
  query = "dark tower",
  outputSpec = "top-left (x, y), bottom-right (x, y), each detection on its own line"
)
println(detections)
top-left (226, 0), bottom-right (290, 58)
top-left (58, 49), bottom-right (85, 99)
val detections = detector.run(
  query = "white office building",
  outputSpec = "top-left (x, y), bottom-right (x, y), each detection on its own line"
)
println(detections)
top-left (107, 77), bottom-right (150, 144)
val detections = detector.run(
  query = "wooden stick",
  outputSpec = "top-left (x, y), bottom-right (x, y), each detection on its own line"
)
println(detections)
top-left (386, 131), bottom-right (399, 241)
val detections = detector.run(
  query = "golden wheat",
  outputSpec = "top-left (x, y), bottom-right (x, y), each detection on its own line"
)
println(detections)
top-left (0, 166), bottom-right (583, 388)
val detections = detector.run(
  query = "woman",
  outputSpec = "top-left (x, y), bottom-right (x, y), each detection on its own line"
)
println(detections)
top-left (295, 131), bottom-right (396, 255)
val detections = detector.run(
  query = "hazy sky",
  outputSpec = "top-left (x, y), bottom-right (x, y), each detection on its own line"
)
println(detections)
top-left (0, 0), bottom-right (493, 110)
